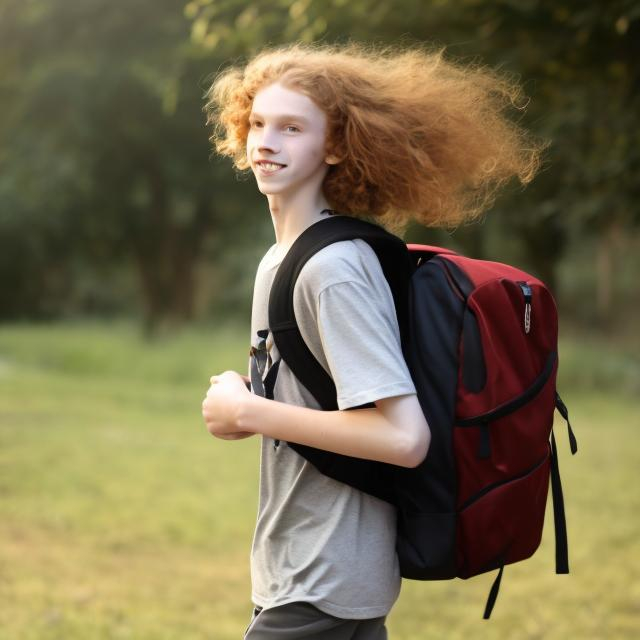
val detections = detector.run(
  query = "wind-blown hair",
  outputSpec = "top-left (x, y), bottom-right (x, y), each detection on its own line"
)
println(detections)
top-left (204, 41), bottom-right (545, 234)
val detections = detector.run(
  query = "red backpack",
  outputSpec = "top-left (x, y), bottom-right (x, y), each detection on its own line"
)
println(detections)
top-left (255, 214), bottom-right (577, 618)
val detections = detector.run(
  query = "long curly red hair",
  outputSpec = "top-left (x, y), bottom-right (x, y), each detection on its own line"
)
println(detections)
top-left (204, 40), bottom-right (546, 234)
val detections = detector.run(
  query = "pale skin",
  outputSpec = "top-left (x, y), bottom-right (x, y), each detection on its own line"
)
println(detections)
top-left (201, 81), bottom-right (431, 468)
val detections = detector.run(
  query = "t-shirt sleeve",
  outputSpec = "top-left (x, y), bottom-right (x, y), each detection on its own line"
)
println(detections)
top-left (296, 276), bottom-right (417, 411)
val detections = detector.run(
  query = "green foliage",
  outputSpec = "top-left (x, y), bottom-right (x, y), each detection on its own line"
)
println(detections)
top-left (0, 0), bottom-right (638, 331)
top-left (0, 0), bottom-right (260, 328)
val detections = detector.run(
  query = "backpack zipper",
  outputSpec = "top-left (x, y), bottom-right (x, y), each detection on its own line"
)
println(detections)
top-left (458, 451), bottom-right (549, 511)
top-left (456, 350), bottom-right (556, 427)
top-left (517, 281), bottom-right (532, 334)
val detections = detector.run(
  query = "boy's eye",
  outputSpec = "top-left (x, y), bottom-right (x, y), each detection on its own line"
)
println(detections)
top-left (249, 121), bottom-right (299, 133)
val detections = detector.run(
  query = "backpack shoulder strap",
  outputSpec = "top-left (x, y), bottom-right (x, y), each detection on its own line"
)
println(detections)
top-left (268, 214), bottom-right (411, 410)
top-left (266, 215), bottom-right (410, 503)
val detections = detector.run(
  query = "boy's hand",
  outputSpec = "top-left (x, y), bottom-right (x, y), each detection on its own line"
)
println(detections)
top-left (202, 371), bottom-right (255, 440)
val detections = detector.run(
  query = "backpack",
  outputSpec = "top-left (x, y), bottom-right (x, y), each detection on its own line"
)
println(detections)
top-left (253, 213), bottom-right (578, 619)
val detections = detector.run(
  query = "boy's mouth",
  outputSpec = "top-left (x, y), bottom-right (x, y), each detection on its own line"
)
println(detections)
top-left (256, 162), bottom-right (287, 174)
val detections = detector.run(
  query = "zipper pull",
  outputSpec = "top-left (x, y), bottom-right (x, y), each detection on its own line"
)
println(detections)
top-left (518, 282), bottom-right (532, 334)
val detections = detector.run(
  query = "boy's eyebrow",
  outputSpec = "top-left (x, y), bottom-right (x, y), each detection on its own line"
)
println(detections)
top-left (249, 112), bottom-right (311, 123)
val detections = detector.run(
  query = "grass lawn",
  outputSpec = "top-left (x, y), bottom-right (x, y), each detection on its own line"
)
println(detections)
top-left (0, 319), bottom-right (638, 639)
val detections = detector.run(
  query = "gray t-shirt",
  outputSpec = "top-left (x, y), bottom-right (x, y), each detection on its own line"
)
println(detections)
top-left (248, 233), bottom-right (417, 620)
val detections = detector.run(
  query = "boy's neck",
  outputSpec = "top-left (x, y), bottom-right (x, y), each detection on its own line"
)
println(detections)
top-left (268, 193), bottom-right (335, 257)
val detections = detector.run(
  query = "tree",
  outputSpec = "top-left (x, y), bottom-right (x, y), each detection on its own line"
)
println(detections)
top-left (0, 0), bottom-right (252, 333)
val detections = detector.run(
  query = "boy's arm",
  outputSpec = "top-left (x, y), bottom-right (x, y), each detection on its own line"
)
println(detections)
top-left (203, 371), bottom-right (430, 468)
top-left (243, 391), bottom-right (430, 468)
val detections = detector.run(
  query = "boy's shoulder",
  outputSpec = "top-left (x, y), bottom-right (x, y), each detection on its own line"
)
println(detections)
top-left (297, 238), bottom-right (381, 293)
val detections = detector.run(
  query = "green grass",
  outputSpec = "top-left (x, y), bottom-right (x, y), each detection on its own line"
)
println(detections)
top-left (0, 320), bottom-right (638, 639)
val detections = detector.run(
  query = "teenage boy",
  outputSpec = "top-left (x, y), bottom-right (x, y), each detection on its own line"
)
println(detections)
top-left (202, 40), bottom-right (541, 638)
top-left (202, 79), bottom-right (429, 638)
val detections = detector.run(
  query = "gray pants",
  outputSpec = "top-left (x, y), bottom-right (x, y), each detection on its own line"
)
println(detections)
top-left (244, 602), bottom-right (388, 639)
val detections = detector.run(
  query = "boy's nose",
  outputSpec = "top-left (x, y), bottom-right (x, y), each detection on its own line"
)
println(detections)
top-left (258, 142), bottom-right (278, 154)
top-left (257, 127), bottom-right (281, 150)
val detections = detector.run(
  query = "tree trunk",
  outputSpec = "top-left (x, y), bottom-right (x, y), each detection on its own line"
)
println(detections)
top-left (170, 196), bottom-right (212, 321)
top-left (521, 217), bottom-right (567, 298)
top-left (596, 219), bottom-right (622, 328)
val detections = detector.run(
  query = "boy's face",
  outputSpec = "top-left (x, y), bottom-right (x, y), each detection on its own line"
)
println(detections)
top-left (247, 82), bottom-right (337, 198)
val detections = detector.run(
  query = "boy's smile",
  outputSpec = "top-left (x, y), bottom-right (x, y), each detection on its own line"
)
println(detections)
top-left (255, 161), bottom-right (287, 176)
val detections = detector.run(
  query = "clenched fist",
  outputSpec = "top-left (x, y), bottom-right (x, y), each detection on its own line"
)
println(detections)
top-left (202, 370), bottom-right (255, 440)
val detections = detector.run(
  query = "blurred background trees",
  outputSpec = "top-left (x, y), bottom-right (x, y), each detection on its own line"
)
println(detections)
top-left (1, 0), bottom-right (637, 335)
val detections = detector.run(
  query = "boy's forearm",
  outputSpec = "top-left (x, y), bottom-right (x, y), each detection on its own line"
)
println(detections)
top-left (237, 393), bottom-right (423, 467)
